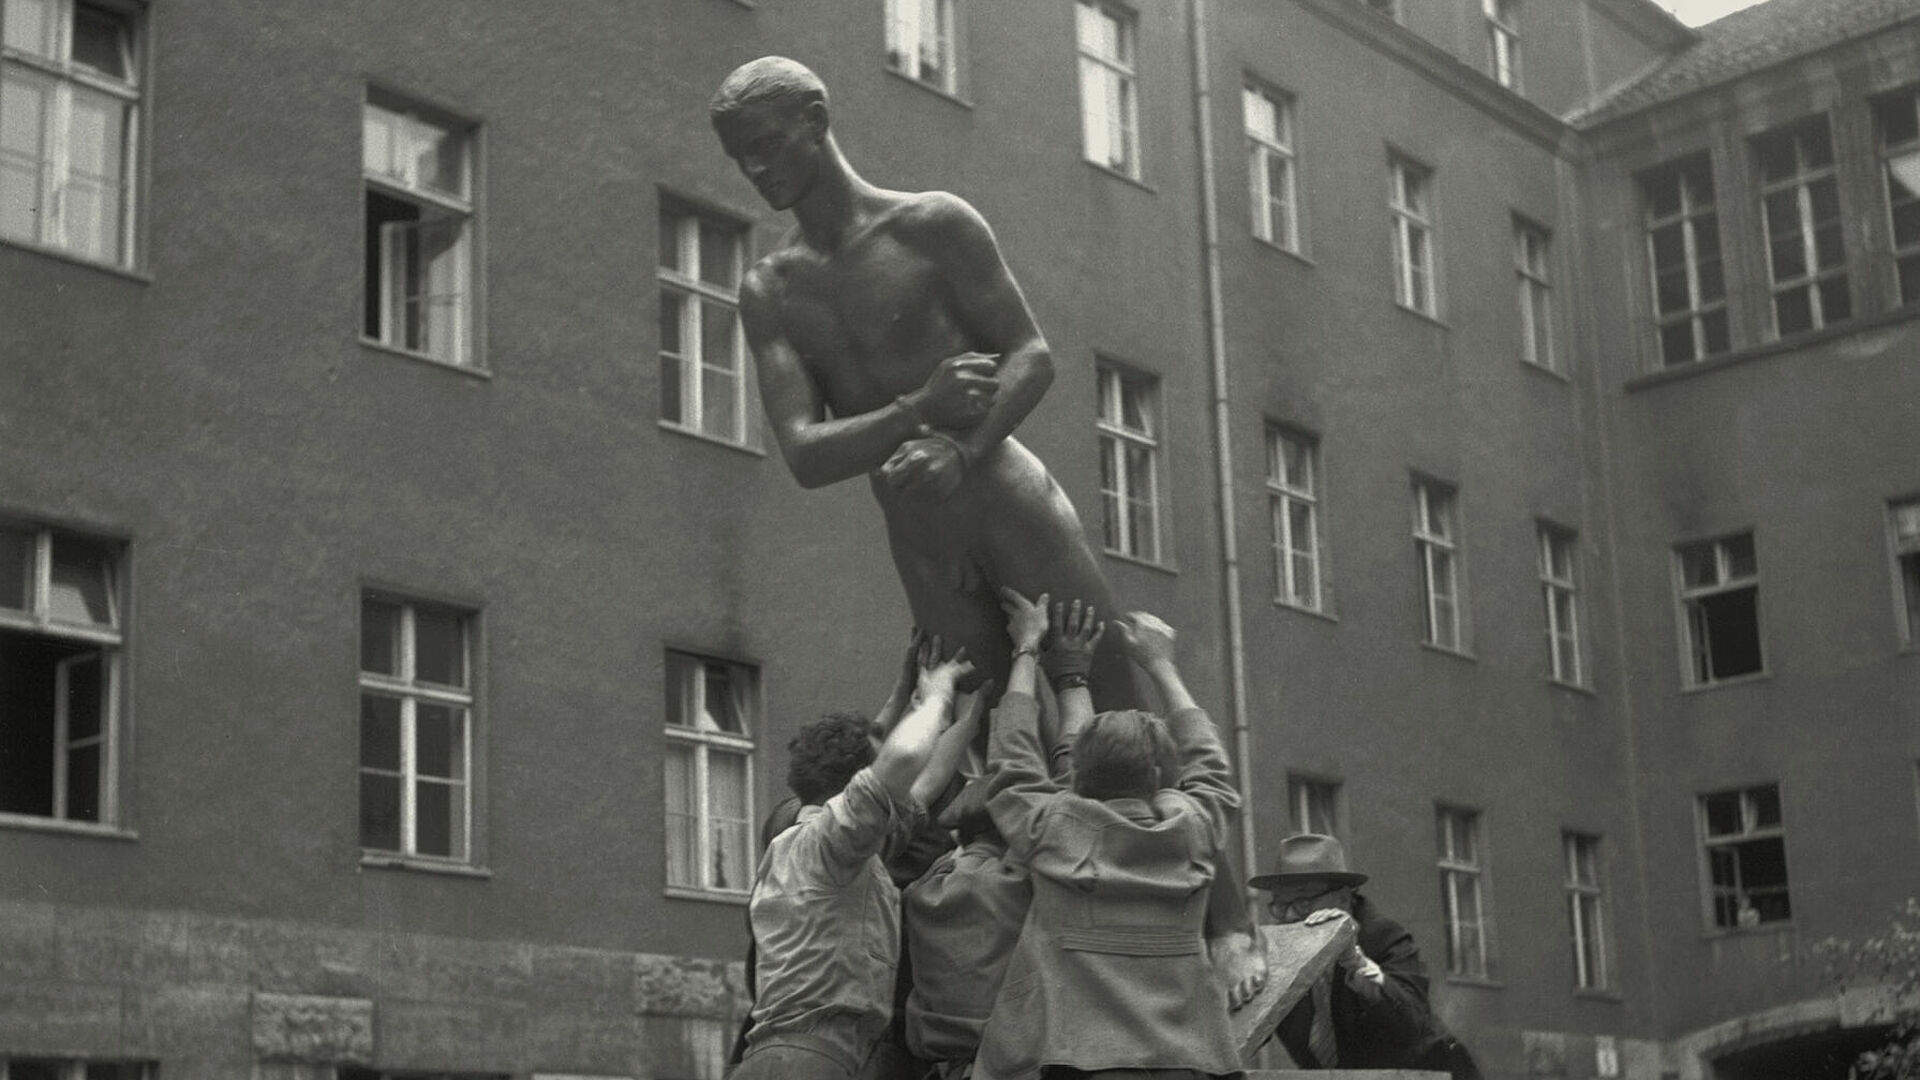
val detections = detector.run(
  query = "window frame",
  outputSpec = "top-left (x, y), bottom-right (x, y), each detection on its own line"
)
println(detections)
top-left (1888, 497), bottom-right (1920, 648)
top-left (1698, 782), bottom-right (1791, 931)
top-left (1483, 0), bottom-right (1521, 90)
top-left (361, 90), bottom-right (479, 369)
top-left (1873, 87), bottom-right (1920, 306)
top-left (1413, 479), bottom-right (1464, 652)
top-left (1266, 424), bottom-right (1324, 612)
top-left (1389, 155), bottom-right (1437, 316)
top-left (358, 592), bottom-right (477, 864)
top-left (1244, 80), bottom-right (1299, 253)
top-left (1539, 522), bottom-right (1584, 687)
top-left (1674, 532), bottom-right (1764, 688)
top-left (885, 0), bottom-right (961, 96)
top-left (657, 198), bottom-right (756, 449)
top-left (1514, 216), bottom-right (1556, 371)
top-left (1436, 804), bottom-right (1490, 980)
top-left (0, 0), bottom-right (144, 268)
top-left (0, 519), bottom-right (125, 830)
top-left (1641, 154), bottom-right (1730, 367)
top-left (1096, 362), bottom-right (1163, 564)
top-left (1074, 0), bottom-right (1141, 180)
top-left (663, 649), bottom-right (758, 900)
top-left (1286, 772), bottom-right (1341, 837)
top-left (1752, 116), bottom-right (1851, 338)
top-left (1563, 831), bottom-right (1608, 991)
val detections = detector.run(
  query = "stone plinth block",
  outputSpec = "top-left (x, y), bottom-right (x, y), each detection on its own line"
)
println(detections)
top-left (1231, 918), bottom-right (1359, 1062)
top-left (250, 992), bottom-right (373, 1065)
top-left (1244, 1072), bottom-right (1447, 1079)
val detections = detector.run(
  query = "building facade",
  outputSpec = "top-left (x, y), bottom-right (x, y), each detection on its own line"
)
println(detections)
top-left (0, 0), bottom-right (1915, 1078)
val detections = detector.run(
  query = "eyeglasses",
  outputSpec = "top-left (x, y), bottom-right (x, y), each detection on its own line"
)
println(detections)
top-left (1266, 885), bottom-right (1347, 921)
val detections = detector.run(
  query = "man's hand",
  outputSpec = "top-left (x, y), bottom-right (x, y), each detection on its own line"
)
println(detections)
top-left (916, 642), bottom-right (974, 708)
top-left (880, 436), bottom-right (968, 502)
top-left (1109, 611), bottom-right (1177, 669)
top-left (1213, 929), bottom-right (1270, 1011)
top-left (998, 587), bottom-right (1050, 653)
top-left (1044, 598), bottom-right (1104, 681)
top-left (1338, 942), bottom-right (1386, 1002)
top-left (913, 352), bottom-right (1000, 428)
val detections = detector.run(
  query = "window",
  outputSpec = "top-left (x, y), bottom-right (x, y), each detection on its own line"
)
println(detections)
top-left (1890, 498), bottom-right (1920, 645)
top-left (664, 651), bottom-right (756, 895)
top-left (1484, 0), bottom-right (1520, 90)
top-left (1642, 155), bottom-right (1729, 366)
top-left (359, 593), bottom-right (475, 861)
top-left (659, 201), bottom-right (753, 446)
top-left (1390, 156), bottom-right (1436, 315)
top-left (1676, 533), bottom-right (1762, 686)
top-left (0, 0), bottom-right (140, 265)
top-left (0, 520), bottom-right (122, 826)
top-left (363, 92), bottom-right (475, 366)
top-left (1096, 363), bottom-right (1161, 562)
top-left (1413, 480), bottom-right (1462, 650)
top-left (1075, 0), bottom-right (1139, 179)
top-left (1874, 89), bottom-right (1920, 305)
top-left (1564, 832), bottom-right (1607, 990)
top-left (1514, 218), bottom-right (1555, 371)
top-left (1267, 426), bottom-right (1323, 610)
top-left (1539, 523), bottom-right (1583, 685)
top-left (1287, 774), bottom-right (1340, 836)
top-left (1244, 83), bottom-right (1298, 251)
top-left (886, 0), bottom-right (958, 95)
top-left (0, 1060), bottom-right (151, 1080)
top-left (339, 1071), bottom-right (503, 1080)
top-left (1700, 783), bottom-right (1790, 929)
top-left (1754, 117), bottom-right (1851, 336)
top-left (1437, 806), bottom-right (1489, 978)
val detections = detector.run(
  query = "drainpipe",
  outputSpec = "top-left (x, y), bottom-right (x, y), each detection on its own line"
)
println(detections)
top-left (1187, 0), bottom-right (1259, 882)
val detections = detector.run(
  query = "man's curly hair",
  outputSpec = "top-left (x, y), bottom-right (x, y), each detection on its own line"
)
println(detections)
top-left (787, 711), bottom-right (877, 805)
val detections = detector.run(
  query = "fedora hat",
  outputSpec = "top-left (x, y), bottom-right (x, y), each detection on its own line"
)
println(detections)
top-left (1247, 833), bottom-right (1368, 890)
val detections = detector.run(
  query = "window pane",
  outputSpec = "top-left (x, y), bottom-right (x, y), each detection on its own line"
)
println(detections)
top-left (1703, 791), bottom-right (1742, 836)
top-left (413, 607), bottom-right (466, 687)
top-left (0, 523), bottom-right (31, 610)
top-left (360, 693), bottom-right (402, 770)
top-left (64, 651), bottom-right (103, 741)
top-left (415, 777), bottom-right (458, 856)
top-left (1723, 534), bottom-right (1756, 578)
top-left (360, 772), bottom-right (401, 849)
top-left (1679, 543), bottom-right (1718, 587)
top-left (416, 702), bottom-right (465, 780)
top-left (66, 741), bottom-right (100, 821)
top-left (361, 598), bottom-right (402, 676)
top-left (709, 750), bottom-right (751, 890)
top-left (1749, 784), bottom-right (1781, 828)
top-left (409, 115), bottom-right (465, 198)
top-left (698, 219), bottom-right (739, 291)
top-left (665, 743), bottom-right (697, 886)
top-left (1817, 275), bottom-right (1852, 324)
top-left (703, 662), bottom-right (739, 733)
top-left (72, 3), bottom-right (132, 80)
top-left (48, 532), bottom-right (114, 625)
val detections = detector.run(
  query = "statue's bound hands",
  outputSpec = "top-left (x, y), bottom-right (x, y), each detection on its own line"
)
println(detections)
top-left (917, 352), bottom-right (1000, 428)
top-left (881, 435), bottom-right (968, 502)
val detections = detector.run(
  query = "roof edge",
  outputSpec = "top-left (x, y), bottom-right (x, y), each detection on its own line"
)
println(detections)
top-left (1591, 0), bottom-right (1701, 51)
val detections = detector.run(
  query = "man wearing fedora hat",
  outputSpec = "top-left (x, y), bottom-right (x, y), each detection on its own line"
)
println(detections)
top-left (1250, 834), bottom-right (1481, 1079)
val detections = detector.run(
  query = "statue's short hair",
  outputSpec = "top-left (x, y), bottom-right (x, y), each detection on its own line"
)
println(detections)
top-left (1071, 709), bottom-right (1178, 801)
top-left (710, 56), bottom-right (828, 122)
top-left (787, 711), bottom-right (876, 804)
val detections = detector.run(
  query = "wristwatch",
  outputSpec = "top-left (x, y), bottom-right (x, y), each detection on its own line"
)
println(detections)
top-left (1053, 672), bottom-right (1090, 692)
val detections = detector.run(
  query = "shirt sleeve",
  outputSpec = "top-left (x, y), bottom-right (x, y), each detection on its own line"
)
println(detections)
top-left (808, 766), bottom-right (910, 884)
top-left (984, 691), bottom-right (1060, 863)
top-left (1164, 705), bottom-right (1240, 847)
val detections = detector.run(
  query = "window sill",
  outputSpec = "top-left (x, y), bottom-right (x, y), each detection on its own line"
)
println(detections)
top-left (659, 421), bottom-right (768, 459)
top-left (359, 853), bottom-right (493, 879)
top-left (884, 67), bottom-right (973, 110)
top-left (1252, 236), bottom-right (1315, 267)
top-left (1420, 640), bottom-right (1476, 662)
top-left (1574, 988), bottom-right (1625, 1004)
top-left (0, 814), bottom-right (138, 841)
top-left (0, 235), bottom-right (152, 284)
top-left (1521, 358), bottom-right (1571, 384)
top-left (1549, 677), bottom-right (1596, 697)
top-left (1103, 549), bottom-right (1179, 577)
top-left (1680, 670), bottom-right (1771, 695)
top-left (1083, 160), bottom-right (1156, 195)
top-left (1445, 975), bottom-right (1504, 991)
top-left (1625, 305), bottom-right (1920, 393)
top-left (360, 338), bottom-right (492, 380)
top-left (1393, 301), bottom-right (1448, 330)
top-left (666, 885), bottom-right (751, 906)
top-left (1273, 598), bottom-right (1337, 623)
top-left (1700, 920), bottom-right (1794, 940)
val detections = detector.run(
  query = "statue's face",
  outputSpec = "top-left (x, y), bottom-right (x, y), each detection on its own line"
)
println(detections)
top-left (714, 101), bottom-right (823, 212)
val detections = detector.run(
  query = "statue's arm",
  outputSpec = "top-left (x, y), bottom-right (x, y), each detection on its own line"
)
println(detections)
top-left (741, 270), bottom-right (929, 489)
top-left (924, 195), bottom-right (1054, 463)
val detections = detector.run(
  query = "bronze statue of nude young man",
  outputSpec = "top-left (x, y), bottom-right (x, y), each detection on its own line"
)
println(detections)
top-left (709, 56), bottom-right (1139, 710)
top-left (709, 55), bottom-right (1270, 1017)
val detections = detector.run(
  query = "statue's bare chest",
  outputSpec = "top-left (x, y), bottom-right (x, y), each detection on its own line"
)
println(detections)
top-left (772, 234), bottom-right (965, 388)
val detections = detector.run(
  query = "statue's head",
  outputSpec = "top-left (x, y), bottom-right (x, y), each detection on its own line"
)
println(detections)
top-left (1070, 709), bottom-right (1177, 802)
top-left (710, 56), bottom-right (832, 211)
